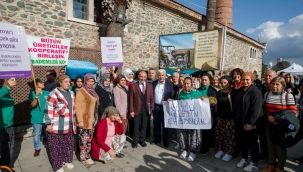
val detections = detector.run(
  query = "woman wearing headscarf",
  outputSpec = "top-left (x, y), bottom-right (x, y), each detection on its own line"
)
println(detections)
top-left (113, 74), bottom-right (129, 135)
top-left (91, 106), bottom-right (126, 162)
top-left (123, 68), bottom-right (134, 87)
top-left (76, 74), bottom-right (99, 165)
top-left (284, 73), bottom-right (299, 102)
top-left (95, 74), bottom-right (114, 120)
top-left (168, 77), bottom-right (203, 162)
top-left (28, 79), bottom-right (50, 157)
top-left (198, 73), bottom-right (217, 155)
top-left (45, 75), bottom-right (77, 172)
top-left (214, 76), bottom-right (236, 162)
top-left (234, 72), bottom-right (263, 172)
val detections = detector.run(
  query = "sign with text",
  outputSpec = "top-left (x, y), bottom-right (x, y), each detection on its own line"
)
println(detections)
top-left (163, 99), bottom-right (212, 129)
top-left (27, 35), bottom-right (70, 66)
top-left (0, 22), bottom-right (31, 79)
top-left (100, 37), bottom-right (123, 67)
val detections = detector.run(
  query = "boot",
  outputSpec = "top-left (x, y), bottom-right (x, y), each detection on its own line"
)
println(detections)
top-left (34, 149), bottom-right (41, 157)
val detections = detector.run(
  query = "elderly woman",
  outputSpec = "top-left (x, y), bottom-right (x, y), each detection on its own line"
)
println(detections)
top-left (28, 79), bottom-right (50, 157)
top-left (198, 73), bottom-right (217, 155)
top-left (92, 106), bottom-right (126, 162)
top-left (96, 74), bottom-right (114, 120)
top-left (123, 68), bottom-right (134, 87)
top-left (214, 76), bottom-right (236, 162)
top-left (45, 75), bottom-right (77, 172)
top-left (230, 68), bottom-right (244, 90)
top-left (262, 77), bottom-right (296, 172)
top-left (169, 77), bottom-right (203, 162)
top-left (284, 73), bottom-right (299, 101)
top-left (234, 72), bottom-right (263, 172)
top-left (212, 75), bottom-right (221, 91)
top-left (0, 78), bottom-right (16, 167)
top-left (72, 75), bottom-right (84, 95)
top-left (113, 74), bottom-right (129, 136)
top-left (76, 74), bottom-right (99, 165)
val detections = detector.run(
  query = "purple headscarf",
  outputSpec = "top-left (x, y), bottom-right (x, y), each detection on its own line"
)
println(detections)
top-left (82, 73), bottom-right (98, 98)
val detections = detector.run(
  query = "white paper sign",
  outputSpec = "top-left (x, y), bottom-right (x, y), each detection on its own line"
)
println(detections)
top-left (27, 35), bottom-right (70, 66)
top-left (163, 99), bottom-right (212, 129)
top-left (100, 37), bottom-right (123, 66)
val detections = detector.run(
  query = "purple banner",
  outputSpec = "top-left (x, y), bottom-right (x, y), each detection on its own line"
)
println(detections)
top-left (102, 62), bottom-right (123, 67)
top-left (0, 22), bottom-right (32, 79)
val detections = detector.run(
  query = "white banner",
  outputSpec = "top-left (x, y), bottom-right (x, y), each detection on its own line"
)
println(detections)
top-left (27, 35), bottom-right (70, 66)
top-left (100, 37), bottom-right (123, 67)
top-left (163, 99), bottom-right (212, 129)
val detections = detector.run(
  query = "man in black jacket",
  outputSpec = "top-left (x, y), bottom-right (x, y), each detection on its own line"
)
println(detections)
top-left (150, 69), bottom-right (174, 147)
top-left (198, 73), bottom-right (217, 155)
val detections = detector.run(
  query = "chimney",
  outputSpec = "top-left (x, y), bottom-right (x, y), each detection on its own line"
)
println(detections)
top-left (215, 0), bottom-right (233, 28)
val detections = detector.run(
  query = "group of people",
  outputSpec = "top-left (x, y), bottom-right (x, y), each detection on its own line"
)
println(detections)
top-left (0, 67), bottom-right (302, 172)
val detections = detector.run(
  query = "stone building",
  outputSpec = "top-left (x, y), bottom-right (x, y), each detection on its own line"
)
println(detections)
top-left (0, 0), bottom-right (265, 126)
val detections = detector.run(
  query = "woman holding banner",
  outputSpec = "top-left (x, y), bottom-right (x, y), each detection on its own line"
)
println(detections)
top-left (76, 74), bottom-right (99, 165)
top-left (0, 78), bottom-right (16, 167)
top-left (168, 77), bottom-right (203, 162)
top-left (28, 79), bottom-right (50, 157)
top-left (45, 75), bottom-right (77, 172)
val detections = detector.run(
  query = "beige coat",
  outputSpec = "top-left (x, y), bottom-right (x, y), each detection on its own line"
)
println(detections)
top-left (76, 88), bottom-right (98, 129)
top-left (113, 85), bottom-right (129, 119)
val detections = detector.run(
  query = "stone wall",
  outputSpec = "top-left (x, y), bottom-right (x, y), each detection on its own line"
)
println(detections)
top-left (123, 0), bottom-right (200, 70)
top-left (0, 0), bottom-right (101, 50)
top-left (223, 34), bottom-right (263, 76)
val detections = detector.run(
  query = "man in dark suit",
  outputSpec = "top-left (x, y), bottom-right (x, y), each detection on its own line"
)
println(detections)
top-left (151, 69), bottom-right (174, 147)
top-left (129, 71), bottom-right (154, 148)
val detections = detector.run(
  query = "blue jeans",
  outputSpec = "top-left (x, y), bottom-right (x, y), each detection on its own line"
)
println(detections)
top-left (153, 104), bottom-right (168, 142)
top-left (32, 124), bottom-right (42, 150)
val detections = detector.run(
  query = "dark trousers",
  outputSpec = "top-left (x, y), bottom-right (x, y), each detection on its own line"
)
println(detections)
top-left (153, 104), bottom-right (168, 143)
top-left (0, 126), bottom-right (15, 166)
top-left (237, 126), bottom-right (260, 163)
top-left (133, 108), bottom-right (148, 144)
top-left (257, 116), bottom-right (268, 156)
top-left (265, 123), bottom-right (287, 170)
top-left (200, 117), bottom-right (216, 153)
top-left (146, 115), bottom-right (151, 137)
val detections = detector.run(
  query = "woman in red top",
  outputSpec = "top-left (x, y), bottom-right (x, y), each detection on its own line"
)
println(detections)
top-left (229, 68), bottom-right (244, 90)
top-left (91, 106), bottom-right (125, 163)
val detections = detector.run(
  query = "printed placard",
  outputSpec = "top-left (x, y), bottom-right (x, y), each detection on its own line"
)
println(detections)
top-left (0, 22), bottom-right (31, 79)
top-left (27, 35), bottom-right (70, 66)
top-left (163, 99), bottom-right (212, 129)
top-left (100, 37), bottom-right (123, 66)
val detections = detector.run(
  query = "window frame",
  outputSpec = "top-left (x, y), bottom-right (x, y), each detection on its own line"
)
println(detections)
top-left (67, 0), bottom-right (97, 26)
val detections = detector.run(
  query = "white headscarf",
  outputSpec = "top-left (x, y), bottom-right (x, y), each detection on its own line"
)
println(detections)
top-left (123, 68), bottom-right (133, 82)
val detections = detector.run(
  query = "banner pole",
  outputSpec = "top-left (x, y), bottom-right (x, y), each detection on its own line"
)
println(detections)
top-left (31, 65), bottom-right (41, 107)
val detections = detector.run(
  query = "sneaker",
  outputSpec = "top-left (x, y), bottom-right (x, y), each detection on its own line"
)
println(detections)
top-left (180, 150), bottom-right (188, 159)
top-left (64, 163), bottom-right (74, 169)
top-left (56, 168), bottom-right (64, 172)
top-left (237, 158), bottom-right (249, 168)
top-left (85, 158), bottom-right (94, 165)
top-left (244, 162), bottom-right (259, 172)
top-left (215, 151), bottom-right (224, 159)
top-left (222, 154), bottom-right (232, 162)
top-left (174, 143), bottom-right (180, 150)
top-left (187, 152), bottom-right (196, 162)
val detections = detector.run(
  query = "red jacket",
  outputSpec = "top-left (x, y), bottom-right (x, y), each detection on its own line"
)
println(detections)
top-left (91, 118), bottom-right (124, 160)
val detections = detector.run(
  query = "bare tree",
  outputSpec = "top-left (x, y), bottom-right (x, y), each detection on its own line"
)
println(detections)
top-left (101, 0), bottom-right (132, 37)
top-left (205, 0), bottom-right (216, 30)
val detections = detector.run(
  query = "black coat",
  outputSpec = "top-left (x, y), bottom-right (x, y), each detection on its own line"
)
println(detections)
top-left (95, 85), bottom-right (114, 119)
top-left (152, 79), bottom-right (175, 102)
top-left (234, 85), bottom-right (263, 126)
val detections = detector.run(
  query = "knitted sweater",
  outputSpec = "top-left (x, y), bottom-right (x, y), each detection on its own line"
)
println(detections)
top-left (263, 91), bottom-right (296, 115)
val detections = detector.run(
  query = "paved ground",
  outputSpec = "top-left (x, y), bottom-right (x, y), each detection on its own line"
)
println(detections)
top-left (10, 136), bottom-right (303, 172)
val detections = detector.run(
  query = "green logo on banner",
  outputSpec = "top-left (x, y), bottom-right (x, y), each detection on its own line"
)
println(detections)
top-left (31, 60), bottom-right (66, 65)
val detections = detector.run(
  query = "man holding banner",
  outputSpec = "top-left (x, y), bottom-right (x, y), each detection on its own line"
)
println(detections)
top-left (150, 69), bottom-right (174, 147)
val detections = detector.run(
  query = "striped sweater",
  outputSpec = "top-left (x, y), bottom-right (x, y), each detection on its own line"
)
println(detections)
top-left (263, 91), bottom-right (296, 115)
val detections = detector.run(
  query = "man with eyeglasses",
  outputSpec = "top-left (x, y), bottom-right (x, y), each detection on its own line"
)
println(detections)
top-left (44, 70), bottom-right (57, 92)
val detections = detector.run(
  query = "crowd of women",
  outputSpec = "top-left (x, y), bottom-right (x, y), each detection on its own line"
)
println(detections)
top-left (0, 67), bottom-right (302, 172)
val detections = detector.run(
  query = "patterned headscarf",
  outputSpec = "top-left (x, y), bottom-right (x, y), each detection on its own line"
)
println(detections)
top-left (97, 73), bottom-right (112, 93)
top-left (82, 73), bottom-right (98, 98)
top-left (101, 106), bottom-right (120, 120)
top-left (123, 68), bottom-right (133, 82)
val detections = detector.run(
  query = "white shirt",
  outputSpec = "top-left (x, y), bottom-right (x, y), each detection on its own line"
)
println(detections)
top-left (154, 81), bottom-right (165, 104)
top-left (139, 82), bottom-right (146, 93)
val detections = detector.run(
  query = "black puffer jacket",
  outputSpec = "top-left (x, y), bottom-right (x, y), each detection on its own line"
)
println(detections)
top-left (234, 85), bottom-right (263, 126)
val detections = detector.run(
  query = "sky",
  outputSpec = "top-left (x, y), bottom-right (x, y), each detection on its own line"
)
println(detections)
top-left (176, 0), bottom-right (303, 66)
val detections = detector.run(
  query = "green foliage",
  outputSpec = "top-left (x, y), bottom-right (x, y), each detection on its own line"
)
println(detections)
top-left (272, 61), bottom-right (291, 71)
